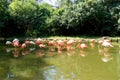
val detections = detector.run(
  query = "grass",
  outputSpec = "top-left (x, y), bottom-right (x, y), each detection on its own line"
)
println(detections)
top-left (1, 36), bottom-right (120, 41)
top-left (46, 36), bottom-right (120, 43)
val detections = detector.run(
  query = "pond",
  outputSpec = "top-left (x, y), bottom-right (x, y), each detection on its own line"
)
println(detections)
top-left (0, 40), bottom-right (120, 80)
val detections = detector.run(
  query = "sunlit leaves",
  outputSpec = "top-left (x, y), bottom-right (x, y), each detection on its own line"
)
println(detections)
top-left (0, 0), bottom-right (120, 37)
top-left (8, 0), bottom-right (52, 36)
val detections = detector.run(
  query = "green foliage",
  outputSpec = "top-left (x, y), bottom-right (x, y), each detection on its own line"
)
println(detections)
top-left (0, 0), bottom-right (9, 36)
top-left (0, 0), bottom-right (120, 37)
top-left (8, 0), bottom-right (52, 37)
top-left (50, 0), bottom-right (120, 36)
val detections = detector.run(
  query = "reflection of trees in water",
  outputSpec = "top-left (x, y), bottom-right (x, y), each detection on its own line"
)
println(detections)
top-left (2, 42), bottom-right (120, 80)
top-left (43, 65), bottom-right (77, 80)
top-left (6, 55), bottom-right (48, 80)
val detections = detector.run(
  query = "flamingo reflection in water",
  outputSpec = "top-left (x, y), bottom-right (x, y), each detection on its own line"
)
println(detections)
top-left (101, 39), bottom-right (113, 62)
top-left (48, 40), bottom-right (56, 52)
top-left (11, 38), bottom-right (21, 57)
top-left (66, 39), bottom-right (76, 56)
top-left (89, 39), bottom-right (96, 48)
top-left (12, 48), bottom-right (20, 58)
top-left (101, 51), bottom-right (113, 62)
top-left (77, 40), bottom-right (88, 57)
top-left (97, 40), bottom-right (104, 55)
top-left (21, 43), bottom-right (32, 56)
top-left (66, 39), bottom-right (76, 51)
top-left (56, 40), bottom-right (65, 53)
top-left (35, 50), bottom-right (45, 57)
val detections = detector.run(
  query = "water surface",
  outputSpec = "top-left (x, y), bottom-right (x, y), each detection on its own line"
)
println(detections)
top-left (0, 42), bottom-right (120, 80)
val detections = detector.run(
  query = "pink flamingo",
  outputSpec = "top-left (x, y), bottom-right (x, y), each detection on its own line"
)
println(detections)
top-left (21, 43), bottom-right (27, 49)
top-left (48, 40), bottom-right (56, 51)
top-left (12, 38), bottom-right (20, 47)
top-left (77, 40), bottom-right (88, 57)
top-left (90, 39), bottom-right (96, 48)
top-left (79, 43), bottom-right (88, 49)
top-left (48, 40), bottom-right (55, 46)
top-left (24, 40), bottom-right (35, 48)
top-left (66, 39), bottom-right (75, 51)
top-left (77, 41), bottom-right (88, 49)
top-left (35, 38), bottom-right (43, 45)
top-left (39, 44), bottom-right (46, 48)
top-left (98, 40), bottom-right (103, 45)
top-left (102, 39), bottom-right (113, 47)
top-left (56, 40), bottom-right (65, 53)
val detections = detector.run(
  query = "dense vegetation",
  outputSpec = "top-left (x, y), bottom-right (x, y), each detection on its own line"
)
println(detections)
top-left (0, 0), bottom-right (120, 37)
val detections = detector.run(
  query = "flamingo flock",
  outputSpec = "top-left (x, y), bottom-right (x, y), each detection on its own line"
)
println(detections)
top-left (5, 37), bottom-right (114, 58)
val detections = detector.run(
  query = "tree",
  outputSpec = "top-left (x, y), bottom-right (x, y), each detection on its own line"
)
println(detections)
top-left (0, 0), bottom-right (10, 37)
top-left (8, 0), bottom-right (51, 37)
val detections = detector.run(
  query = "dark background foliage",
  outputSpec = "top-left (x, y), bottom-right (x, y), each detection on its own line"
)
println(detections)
top-left (0, 0), bottom-right (120, 37)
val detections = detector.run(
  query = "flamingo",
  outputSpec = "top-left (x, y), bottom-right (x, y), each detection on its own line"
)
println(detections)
top-left (21, 43), bottom-right (27, 49)
top-left (25, 40), bottom-right (30, 45)
top-left (90, 39), bottom-right (96, 48)
top-left (76, 40), bottom-right (88, 57)
top-left (13, 41), bottom-right (20, 47)
top-left (48, 40), bottom-right (56, 51)
top-left (102, 39), bottom-right (113, 47)
top-left (6, 41), bottom-right (12, 48)
top-left (6, 41), bottom-right (12, 45)
top-left (24, 39), bottom-right (35, 45)
top-left (79, 43), bottom-right (88, 49)
top-left (90, 39), bottom-right (96, 43)
top-left (57, 40), bottom-right (65, 47)
top-left (77, 40), bottom-right (88, 49)
top-left (29, 41), bottom-right (35, 45)
top-left (12, 38), bottom-right (19, 43)
top-left (12, 38), bottom-right (20, 47)
top-left (98, 40), bottom-right (103, 45)
top-left (48, 40), bottom-right (55, 46)
top-left (66, 39), bottom-right (75, 45)
top-left (35, 38), bottom-right (43, 45)
top-left (66, 39), bottom-right (75, 51)
top-left (23, 39), bottom-right (36, 50)
top-left (56, 40), bottom-right (65, 53)
top-left (39, 44), bottom-right (46, 48)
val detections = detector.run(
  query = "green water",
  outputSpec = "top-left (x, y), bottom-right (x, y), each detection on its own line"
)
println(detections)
top-left (0, 42), bottom-right (120, 80)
